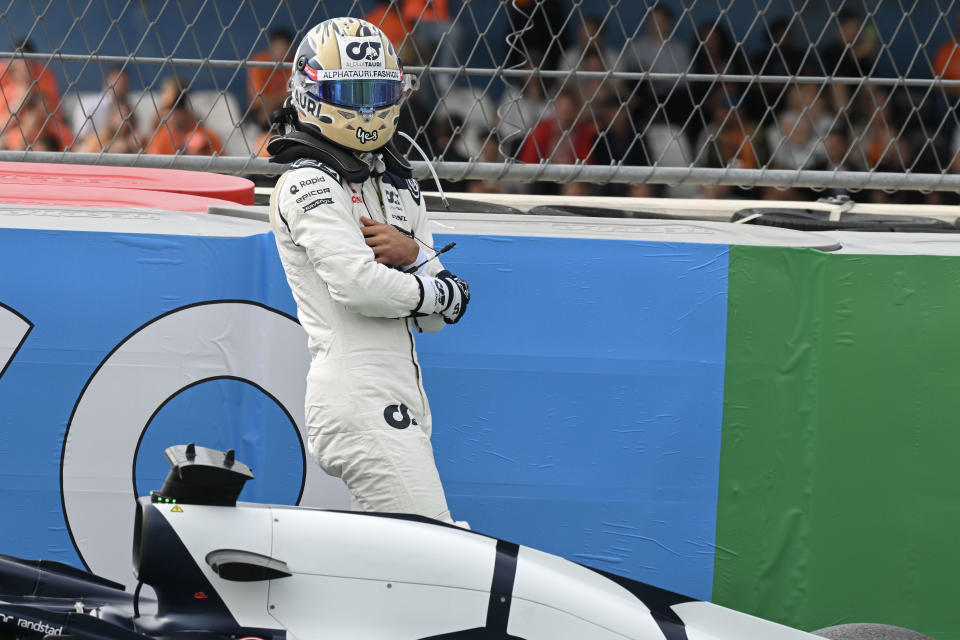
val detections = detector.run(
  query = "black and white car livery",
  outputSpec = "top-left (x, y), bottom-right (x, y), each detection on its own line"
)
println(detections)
top-left (0, 445), bottom-right (925, 640)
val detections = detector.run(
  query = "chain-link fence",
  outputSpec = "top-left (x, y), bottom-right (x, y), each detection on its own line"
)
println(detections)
top-left (4, 1), bottom-right (960, 201)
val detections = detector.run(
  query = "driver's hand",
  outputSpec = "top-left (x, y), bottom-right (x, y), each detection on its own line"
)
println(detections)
top-left (360, 216), bottom-right (419, 266)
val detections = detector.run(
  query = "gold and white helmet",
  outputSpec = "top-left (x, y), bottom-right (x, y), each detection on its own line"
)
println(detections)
top-left (290, 17), bottom-right (414, 151)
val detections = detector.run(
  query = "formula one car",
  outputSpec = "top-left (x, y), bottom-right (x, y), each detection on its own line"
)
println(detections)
top-left (0, 445), bottom-right (928, 640)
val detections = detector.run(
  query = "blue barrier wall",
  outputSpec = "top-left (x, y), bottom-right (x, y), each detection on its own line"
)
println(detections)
top-left (0, 227), bottom-right (728, 600)
top-left (0, 230), bottom-right (296, 559)
top-left (426, 234), bottom-right (729, 598)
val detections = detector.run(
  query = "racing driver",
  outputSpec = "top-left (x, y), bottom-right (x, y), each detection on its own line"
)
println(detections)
top-left (267, 17), bottom-right (470, 524)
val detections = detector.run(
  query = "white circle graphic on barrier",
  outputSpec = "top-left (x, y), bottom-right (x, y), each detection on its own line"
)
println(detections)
top-left (61, 301), bottom-right (349, 587)
top-left (132, 375), bottom-right (305, 504)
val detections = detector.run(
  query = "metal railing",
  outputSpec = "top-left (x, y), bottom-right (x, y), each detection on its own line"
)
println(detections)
top-left (3, 0), bottom-right (960, 197)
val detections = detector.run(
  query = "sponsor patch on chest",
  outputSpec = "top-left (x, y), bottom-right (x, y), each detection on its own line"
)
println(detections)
top-left (349, 185), bottom-right (363, 204)
top-left (380, 182), bottom-right (408, 226)
top-left (406, 178), bottom-right (421, 203)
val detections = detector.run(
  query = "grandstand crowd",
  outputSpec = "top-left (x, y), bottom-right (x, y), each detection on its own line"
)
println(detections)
top-left (3, 1), bottom-right (960, 203)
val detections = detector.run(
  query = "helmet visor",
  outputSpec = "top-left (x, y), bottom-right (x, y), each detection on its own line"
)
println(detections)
top-left (307, 79), bottom-right (402, 110)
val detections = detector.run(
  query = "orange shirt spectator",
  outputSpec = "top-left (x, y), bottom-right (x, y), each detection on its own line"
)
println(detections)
top-left (400, 0), bottom-right (459, 82)
top-left (0, 59), bottom-right (60, 116)
top-left (253, 129), bottom-right (273, 158)
top-left (248, 50), bottom-right (290, 103)
top-left (934, 10), bottom-right (960, 92)
top-left (716, 125), bottom-right (758, 170)
top-left (146, 105), bottom-right (222, 156)
top-left (402, 0), bottom-right (449, 23)
top-left (934, 39), bottom-right (960, 93)
top-left (1, 39), bottom-right (67, 141)
top-left (0, 54), bottom-right (71, 149)
top-left (248, 28), bottom-right (294, 128)
top-left (0, 85), bottom-right (72, 151)
top-left (367, 2), bottom-right (410, 48)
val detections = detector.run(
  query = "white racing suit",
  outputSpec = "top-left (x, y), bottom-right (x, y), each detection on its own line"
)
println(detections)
top-left (269, 156), bottom-right (454, 523)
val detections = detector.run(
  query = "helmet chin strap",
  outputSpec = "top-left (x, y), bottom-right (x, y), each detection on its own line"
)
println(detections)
top-left (270, 97), bottom-right (299, 134)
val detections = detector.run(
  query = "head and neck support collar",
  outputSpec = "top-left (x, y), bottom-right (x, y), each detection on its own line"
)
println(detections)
top-left (267, 100), bottom-right (413, 182)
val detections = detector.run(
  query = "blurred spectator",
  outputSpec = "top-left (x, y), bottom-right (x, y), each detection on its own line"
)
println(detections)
top-left (1, 91), bottom-right (57, 150)
top-left (695, 91), bottom-right (758, 168)
top-left (432, 82), bottom-right (497, 159)
top-left (0, 10), bottom-right (949, 205)
top-left (253, 128), bottom-right (273, 158)
top-left (933, 9), bottom-right (960, 91)
top-left (561, 14), bottom-right (619, 72)
top-left (395, 71), bottom-right (436, 156)
top-left (695, 90), bottom-right (758, 198)
top-left (154, 76), bottom-right (188, 119)
top-left (518, 90), bottom-right (593, 164)
top-left (573, 50), bottom-right (619, 136)
top-left (506, 0), bottom-right (565, 72)
top-left (823, 10), bottom-right (877, 79)
top-left (71, 66), bottom-right (131, 141)
top-left (402, 0), bottom-right (461, 90)
top-left (687, 21), bottom-right (750, 142)
top-left (806, 123), bottom-right (854, 198)
top-left (822, 10), bottom-right (879, 119)
top-left (29, 134), bottom-right (61, 152)
top-left (626, 4), bottom-right (691, 124)
top-left (146, 82), bottom-right (221, 156)
top-left (248, 27), bottom-right (294, 129)
top-left (745, 18), bottom-right (806, 122)
top-left (429, 115), bottom-right (469, 193)
top-left (0, 87), bottom-right (73, 151)
top-left (856, 88), bottom-right (909, 175)
top-left (0, 39), bottom-right (72, 149)
top-left (760, 186), bottom-right (805, 201)
top-left (518, 90), bottom-right (594, 195)
top-left (862, 124), bottom-right (912, 205)
top-left (765, 81), bottom-right (834, 170)
top-left (813, 123), bottom-right (854, 172)
top-left (949, 126), bottom-right (960, 175)
top-left (576, 50), bottom-right (618, 113)
top-left (1, 39), bottom-right (62, 117)
top-left (689, 22), bottom-right (750, 104)
top-left (592, 95), bottom-right (652, 197)
top-left (77, 101), bottom-right (139, 153)
top-left (366, 1), bottom-right (414, 64)
top-left (766, 111), bottom-right (816, 170)
top-left (496, 65), bottom-right (549, 155)
top-left (466, 131), bottom-right (507, 194)
top-left (751, 18), bottom-right (806, 79)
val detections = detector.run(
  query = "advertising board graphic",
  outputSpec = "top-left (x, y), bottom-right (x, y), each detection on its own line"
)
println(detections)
top-left (1, 220), bottom-right (957, 638)
top-left (0, 224), bottom-right (727, 605)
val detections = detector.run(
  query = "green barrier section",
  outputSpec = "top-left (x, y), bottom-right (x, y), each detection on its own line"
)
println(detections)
top-left (715, 245), bottom-right (960, 640)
